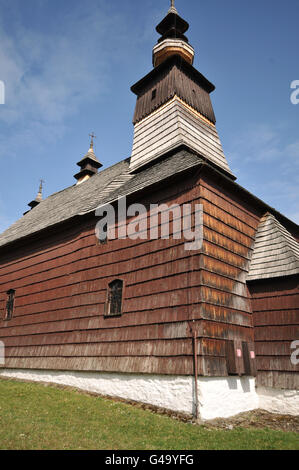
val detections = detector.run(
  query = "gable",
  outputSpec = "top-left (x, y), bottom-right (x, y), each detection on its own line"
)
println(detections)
top-left (247, 213), bottom-right (299, 281)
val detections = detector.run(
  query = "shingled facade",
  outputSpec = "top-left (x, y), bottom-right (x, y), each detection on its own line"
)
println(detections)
top-left (0, 4), bottom-right (298, 419)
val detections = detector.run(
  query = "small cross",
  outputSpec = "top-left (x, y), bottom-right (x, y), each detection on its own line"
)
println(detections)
top-left (39, 178), bottom-right (45, 193)
top-left (89, 132), bottom-right (96, 148)
top-left (171, 0), bottom-right (175, 8)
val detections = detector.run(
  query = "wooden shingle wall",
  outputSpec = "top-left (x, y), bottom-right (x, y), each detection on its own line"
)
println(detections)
top-left (197, 173), bottom-right (261, 376)
top-left (130, 97), bottom-right (232, 175)
top-left (249, 276), bottom-right (299, 390)
top-left (0, 173), bottom-right (205, 376)
top-left (1, 166), bottom-right (296, 381)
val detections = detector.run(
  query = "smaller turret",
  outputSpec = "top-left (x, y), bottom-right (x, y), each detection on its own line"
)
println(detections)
top-left (74, 134), bottom-right (102, 184)
top-left (28, 179), bottom-right (44, 210)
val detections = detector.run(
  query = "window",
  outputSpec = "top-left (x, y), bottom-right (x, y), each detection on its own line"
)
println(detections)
top-left (106, 280), bottom-right (123, 317)
top-left (5, 289), bottom-right (15, 321)
top-left (151, 89), bottom-right (157, 100)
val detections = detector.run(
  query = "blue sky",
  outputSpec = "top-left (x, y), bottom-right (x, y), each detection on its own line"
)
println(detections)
top-left (0, 0), bottom-right (298, 232)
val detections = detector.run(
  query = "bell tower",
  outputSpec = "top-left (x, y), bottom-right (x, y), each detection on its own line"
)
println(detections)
top-left (129, 1), bottom-right (234, 180)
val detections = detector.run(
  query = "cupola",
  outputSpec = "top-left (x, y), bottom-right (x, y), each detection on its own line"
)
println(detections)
top-left (153, 0), bottom-right (194, 67)
top-left (74, 134), bottom-right (102, 184)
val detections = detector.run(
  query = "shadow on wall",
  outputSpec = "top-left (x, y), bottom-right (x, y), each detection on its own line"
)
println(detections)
top-left (228, 377), bottom-right (252, 393)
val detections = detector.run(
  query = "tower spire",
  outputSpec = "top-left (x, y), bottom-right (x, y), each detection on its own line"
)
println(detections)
top-left (153, 2), bottom-right (194, 67)
top-left (27, 178), bottom-right (44, 212)
top-left (129, 4), bottom-right (234, 179)
top-left (169, 0), bottom-right (178, 14)
top-left (36, 178), bottom-right (44, 202)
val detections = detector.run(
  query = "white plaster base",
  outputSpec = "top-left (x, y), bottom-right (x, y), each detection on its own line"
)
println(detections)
top-left (0, 368), bottom-right (261, 420)
top-left (0, 369), bottom-right (194, 415)
top-left (258, 386), bottom-right (299, 416)
top-left (198, 376), bottom-right (259, 420)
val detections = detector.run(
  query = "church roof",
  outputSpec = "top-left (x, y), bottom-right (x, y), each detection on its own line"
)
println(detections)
top-left (0, 149), bottom-right (298, 253)
top-left (0, 149), bottom-right (205, 250)
top-left (247, 212), bottom-right (299, 281)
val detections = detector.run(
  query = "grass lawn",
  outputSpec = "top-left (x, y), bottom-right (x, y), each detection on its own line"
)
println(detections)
top-left (0, 378), bottom-right (298, 450)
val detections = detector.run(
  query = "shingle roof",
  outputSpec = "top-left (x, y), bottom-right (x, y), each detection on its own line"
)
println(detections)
top-left (0, 149), bottom-right (203, 249)
top-left (1, 148), bottom-right (298, 257)
top-left (247, 212), bottom-right (299, 281)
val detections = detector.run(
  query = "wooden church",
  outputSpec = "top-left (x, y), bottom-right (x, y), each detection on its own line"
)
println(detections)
top-left (0, 2), bottom-right (298, 420)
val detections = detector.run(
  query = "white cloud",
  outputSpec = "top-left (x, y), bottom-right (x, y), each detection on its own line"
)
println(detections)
top-left (228, 124), bottom-right (283, 163)
top-left (226, 123), bottom-right (299, 225)
top-left (0, 1), bottom-right (140, 231)
top-left (286, 141), bottom-right (299, 159)
top-left (0, 1), bottom-right (132, 157)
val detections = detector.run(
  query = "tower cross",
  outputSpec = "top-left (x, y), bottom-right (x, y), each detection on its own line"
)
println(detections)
top-left (89, 132), bottom-right (96, 149)
top-left (39, 178), bottom-right (45, 194)
top-left (35, 178), bottom-right (44, 202)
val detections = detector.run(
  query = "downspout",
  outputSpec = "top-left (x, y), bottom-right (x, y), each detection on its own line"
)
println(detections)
top-left (186, 189), bottom-right (201, 421)
top-left (192, 327), bottom-right (199, 420)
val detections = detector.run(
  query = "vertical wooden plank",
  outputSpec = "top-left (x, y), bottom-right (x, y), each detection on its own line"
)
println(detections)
top-left (234, 339), bottom-right (245, 376)
top-left (225, 340), bottom-right (236, 374)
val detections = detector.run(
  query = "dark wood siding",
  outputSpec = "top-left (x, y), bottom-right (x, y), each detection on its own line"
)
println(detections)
top-left (248, 276), bottom-right (299, 389)
top-left (133, 63), bottom-right (216, 125)
top-left (197, 173), bottom-right (261, 376)
top-left (1, 166), bottom-right (296, 381)
top-left (0, 174), bottom-right (202, 376)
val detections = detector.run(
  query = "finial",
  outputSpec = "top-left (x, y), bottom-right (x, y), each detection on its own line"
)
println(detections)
top-left (168, 0), bottom-right (178, 14)
top-left (36, 178), bottom-right (44, 202)
top-left (89, 132), bottom-right (96, 151)
top-left (26, 178), bottom-right (44, 212)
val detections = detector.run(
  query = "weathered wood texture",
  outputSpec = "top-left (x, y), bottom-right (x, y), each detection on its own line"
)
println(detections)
top-left (130, 97), bottom-right (232, 176)
top-left (0, 167), bottom-right (296, 379)
top-left (247, 213), bottom-right (299, 281)
top-left (197, 173), bottom-right (264, 376)
top-left (132, 58), bottom-right (216, 125)
top-left (0, 173), bottom-right (200, 375)
top-left (248, 276), bottom-right (299, 389)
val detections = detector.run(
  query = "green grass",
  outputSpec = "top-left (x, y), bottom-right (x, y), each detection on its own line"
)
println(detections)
top-left (0, 379), bottom-right (297, 450)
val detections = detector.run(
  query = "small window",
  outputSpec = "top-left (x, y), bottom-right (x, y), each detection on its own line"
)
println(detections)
top-left (105, 280), bottom-right (123, 317)
top-left (151, 89), bottom-right (157, 100)
top-left (5, 289), bottom-right (15, 321)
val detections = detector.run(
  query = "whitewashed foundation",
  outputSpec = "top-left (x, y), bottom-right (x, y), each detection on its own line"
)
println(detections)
top-left (0, 369), bottom-right (261, 420)
top-left (198, 377), bottom-right (258, 420)
top-left (258, 386), bottom-right (299, 416)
